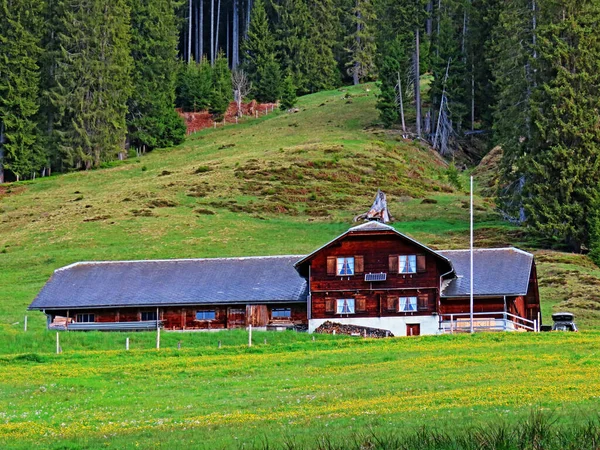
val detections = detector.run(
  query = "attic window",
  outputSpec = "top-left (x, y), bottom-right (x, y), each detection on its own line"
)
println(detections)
top-left (337, 257), bottom-right (355, 275)
top-left (399, 255), bottom-right (417, 273)
top-left (76, 313), bottom-right (95, 323)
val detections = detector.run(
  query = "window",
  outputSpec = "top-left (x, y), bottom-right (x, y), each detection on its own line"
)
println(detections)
top-left (196, 310), bottom-right (216, 320)
top-left (336, 299), bottom-right (355, 314)
top-left (337, 257), bottom-right (355, 275)
top-left (76, 313), bottom-right (95, 323)
top-left (399, 255), bottom-right (417, 273)
top-left (272, 308), bottom-right (292, 318)
top-left (141, 311), bottom-right (157, 321)
top-left (399, 297), bottom-right (417, 312)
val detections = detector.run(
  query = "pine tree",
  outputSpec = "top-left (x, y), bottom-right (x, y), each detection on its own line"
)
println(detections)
top-left (128, 0), bottom-right (185, 152)
top-left (209, 51), bottom-right (232, 117)
top-left (50, 0), bottom-right (133, 169)
top-left (0, 0), bottom-right (45, 182)
top-left (279, 73), bottom-right (297, 110)
top-left (346, 0), bottom-right (376, 85)
top-left (305, 0), bottom-right (340, 92)
top-left (176, 58), bottom-right (213, 112)
top-left (519, 0), bottom-right (600, 251)
top-left (275, 0), bottom-right (313, 94)
top-left (241, 0), bottom-right (282, 101)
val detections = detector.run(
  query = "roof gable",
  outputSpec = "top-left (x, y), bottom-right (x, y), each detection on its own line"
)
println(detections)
top-left (294, 222), bottom-right (453, 276)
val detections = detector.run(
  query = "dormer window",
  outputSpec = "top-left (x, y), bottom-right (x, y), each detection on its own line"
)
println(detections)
top-left (337, 257), bottom-right (355, 275)
top-left (399, 255), bottom-right (417, 273)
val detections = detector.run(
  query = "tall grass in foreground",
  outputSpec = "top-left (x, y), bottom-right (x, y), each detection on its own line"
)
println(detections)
top-left (275, 411), bottom-right (600, 450)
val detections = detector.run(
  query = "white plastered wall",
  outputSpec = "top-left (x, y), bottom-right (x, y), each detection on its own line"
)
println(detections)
top-left (308, 315), bottom-right (440, 336)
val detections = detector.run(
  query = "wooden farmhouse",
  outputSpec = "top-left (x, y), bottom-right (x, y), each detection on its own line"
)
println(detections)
top-left (29, 221), bottom-right (541, 336)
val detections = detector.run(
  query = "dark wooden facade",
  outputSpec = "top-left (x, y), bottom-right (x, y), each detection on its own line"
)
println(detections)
top-left (303, 230), bottom-right (452, 321)
top-left (48, 303), bottom-right (307, 330)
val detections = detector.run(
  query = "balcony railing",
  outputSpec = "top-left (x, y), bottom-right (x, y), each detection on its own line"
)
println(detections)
top-left (439, 311), bottom-right (538, 333)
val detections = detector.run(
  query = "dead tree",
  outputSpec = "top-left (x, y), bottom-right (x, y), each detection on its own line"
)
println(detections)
top-left (433, 57), bottom-right (455, 156)
top-left (232, 70), bottom-right (251, 116)
top-left (354, 190), bottom-right (392, 223)
top-left (394, 71), bottom-right (407, 136)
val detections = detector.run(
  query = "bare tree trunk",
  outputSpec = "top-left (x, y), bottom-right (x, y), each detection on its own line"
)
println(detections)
top-left (471, 63), bottom-right (475, 131)
top-left (397, 72), bottom-right (406, 134)
top-left (232, 0), bottom-right (239, 68)
top-left (215, 0), bottom-right (221, 57)
top-left (414, 27), bottom-right (421, 138)
top-left (195, 0), bottom-right (200, 61)
top-left (188, 0), bottom-right (193, 63)
top-left (200, 0), bottom-right (204, 59)
top-left (227, 12), bottom-right (230, 62)
top-left (211, 0), bottom-right (215, 64)
top-left (426, 0), bottom-right (432, 36)
top-left (246, 0), bottom-right (252, 37)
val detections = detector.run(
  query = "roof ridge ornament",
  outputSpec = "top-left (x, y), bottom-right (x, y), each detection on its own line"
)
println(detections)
top-left (354, 189), bottom-right (393, 224)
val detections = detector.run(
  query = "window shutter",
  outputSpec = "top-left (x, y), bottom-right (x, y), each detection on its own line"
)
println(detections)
top-left (417, 255), bottom-right (427, 273)
top-left (389, 255), bottom-right (399, 273)
top-left (355, 295), bottom-right (367, 312)
top-left (327, 257), bottom-right (336, 275)
top-left (417, 294), bottom-right (429, 311)
top-left (325, 297), bottom-right (335, 313)
top-left (386, 296), bottom-right (397, 311)
top-left (354, 255), bottom-right (364, 274)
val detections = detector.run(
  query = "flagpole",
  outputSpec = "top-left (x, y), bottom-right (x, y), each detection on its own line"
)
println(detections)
top-left (470, 175), bottom-right (474, 333)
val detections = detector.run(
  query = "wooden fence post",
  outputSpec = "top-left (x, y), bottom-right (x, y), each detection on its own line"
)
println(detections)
top-left (248, 324), bottom-right (252, 347)
top-left (156, 327), bottom-right (160, 350)
top-left (24, 315), bottom-right (27, 332)
top-left (177, 341), bottom-right (181, 350)
top-left (126, 337), bottom-right (130, 351)
top-left (56, 332), bottom-right (60, 354)
top-left (218, 340), bottom-right (222, 349)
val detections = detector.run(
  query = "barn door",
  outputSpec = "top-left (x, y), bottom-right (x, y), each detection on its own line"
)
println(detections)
top-left (227, 308), bottom-right (246, 329)
top-left (406, 324), bottom-right (420, 336)
top-left (246, 305), bottom-right (268, 327)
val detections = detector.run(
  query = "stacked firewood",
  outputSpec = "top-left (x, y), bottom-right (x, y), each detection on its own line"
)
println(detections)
top-left (314, 321), bottom-right (394, 338)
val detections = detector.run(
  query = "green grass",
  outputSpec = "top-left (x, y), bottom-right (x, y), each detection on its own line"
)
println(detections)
top-left (1, 331), bottom-right (600, 448)
top-left (2, 83), bottom-right (600, 448)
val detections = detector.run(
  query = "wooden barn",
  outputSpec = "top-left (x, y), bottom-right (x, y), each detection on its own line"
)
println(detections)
top-left (29, 222), bottom-right (541, 335)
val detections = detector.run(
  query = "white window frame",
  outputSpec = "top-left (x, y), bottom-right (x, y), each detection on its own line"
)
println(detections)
top-left (336, 298), bottom-right (355, 314)
top-left (399, 297), bottom-right (417, 312)
top-left (399, 255), bottom-right (417, 274)
top-left (76, 313), bottom-right (95, 323)
top-left (336, 257), bottom-right (355, 276)
top-left (196, 310), bottom-right (216, 320)
top-left (272, 308), bottom-right (292, 319)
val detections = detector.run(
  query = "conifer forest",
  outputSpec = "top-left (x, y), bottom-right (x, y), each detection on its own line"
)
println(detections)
top-left (1, 0), bottom-right (600, 253)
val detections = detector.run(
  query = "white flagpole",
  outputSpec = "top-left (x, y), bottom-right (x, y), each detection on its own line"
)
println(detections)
top-left (470, 175), bottom-right (474, 333)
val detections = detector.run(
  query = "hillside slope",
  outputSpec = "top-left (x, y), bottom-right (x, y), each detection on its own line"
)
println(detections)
top-left (0, 84), bottom-right (599, 328)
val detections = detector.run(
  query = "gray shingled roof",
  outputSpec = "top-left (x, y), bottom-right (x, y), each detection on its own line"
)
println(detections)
top-left (29, 256), bottom-right (308, 310)
top-left (438, 248), bottom-right (533, 297)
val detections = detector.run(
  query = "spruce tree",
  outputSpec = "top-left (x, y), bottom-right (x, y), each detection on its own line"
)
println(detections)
top-left (51, 0), bottom-right (133, 169)
top-left (305, 0), bottom-right (340, 92)
top-left (241, 0), bottom-right (283, 102)
top-left (0, 0), bottom-right (45, 182)
top-left (346, 0), bottom-right (376, 85)
top-left (127, 0), bottom-right (186, 151)
top-left (279, 74), bottom-right (297, 110)
top-left (176, 58), bottom-right (213, 112)
top-left (209, 51), bottom-right (232, 117)
top-left (520, 0), bottom-right (600, 251)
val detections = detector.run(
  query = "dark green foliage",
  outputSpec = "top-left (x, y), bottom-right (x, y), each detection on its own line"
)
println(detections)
top-left (279, 74), bottom-right (297, 110)
top-left (0, 0), bottom-right (46, 181)
top-left (50, 0), bottom-right (133, 169)
top-left (345, 0), bottom-right (376, 84)
top-left (127, 0), bottom-right (185, 151)
top-left (176, 59), bottom-right (213, 112)
top-left (209, 52), bottom-right (233, 117)
top-left (242, 0), bottom-right (282, 102)
top-left (255, 58), bottom-right (282, 103)
top-left (520, 0), bottom-right (600, 251)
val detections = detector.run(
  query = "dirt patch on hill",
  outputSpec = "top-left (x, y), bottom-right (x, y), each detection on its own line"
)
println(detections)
top-left (177, 100), bottom-right (278, 134)
top-left (0, 185), bottom-right (26, 199)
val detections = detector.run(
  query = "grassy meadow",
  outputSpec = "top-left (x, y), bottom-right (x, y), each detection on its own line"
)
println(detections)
top-left (2, 84), bottom-right (600, 448)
